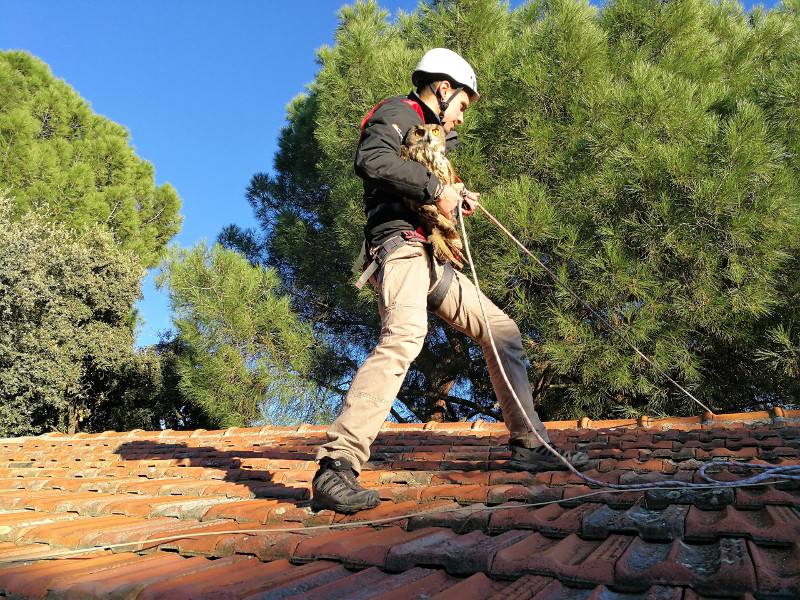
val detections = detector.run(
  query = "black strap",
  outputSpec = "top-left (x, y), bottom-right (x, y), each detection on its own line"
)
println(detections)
top-left (427, 260), bottom-right (454, 311)
top-left (354, 232), bottom-right (453, 310)
top-left (434, 85), bottom-right (464, 122)
top-left (355, 233), bottom-right (418, 289)
top-left (351, 240), bottom-right (368, 274)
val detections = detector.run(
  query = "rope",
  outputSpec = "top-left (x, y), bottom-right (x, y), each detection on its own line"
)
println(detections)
top-left (0, 481), bottom-right (777, 565)
top-left (457, 202), bottom-right (800, 490)
top-left (1, 201), bottom-right (796, 567)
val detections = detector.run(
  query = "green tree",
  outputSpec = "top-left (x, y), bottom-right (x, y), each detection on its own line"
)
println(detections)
top-left (82, 334), bottom-right (217, 434)
top-left (482, 0), bottom-right (800, 418)
top-left (156, 242), bottom-right (329, 428)
top-left (0, 50), bottom-right (182, 268)
top-left (222, 0), bottom-right (503, 424)
top-left (0, 198), bottom-right (150, 436)
top-left (226, 0), bottom-right (800, 422)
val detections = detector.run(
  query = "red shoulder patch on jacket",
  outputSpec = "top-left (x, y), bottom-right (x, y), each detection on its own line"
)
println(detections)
top-left (360, 98), bottom-right (426, 135)
top-left (400, 99), bottom-right (425, 122)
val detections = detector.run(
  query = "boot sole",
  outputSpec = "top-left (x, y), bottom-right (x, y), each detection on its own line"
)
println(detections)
top-left (310, 494), bottom-right (381, 514)
top-left (506, 458), bottom-right (590, 472)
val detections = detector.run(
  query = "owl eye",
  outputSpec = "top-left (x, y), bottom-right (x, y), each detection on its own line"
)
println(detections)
top-left (432, 128), bottom-right (440, 135)
top-left (415, 130), bottom-right (423, 137)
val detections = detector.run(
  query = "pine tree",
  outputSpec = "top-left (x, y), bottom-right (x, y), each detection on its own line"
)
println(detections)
top-left (156, 243), bottom-right (326, 427)
top-left (0, 50), bottom-right (182, 268)
top-left (0, 51), bottom-right (186, 433)
top-left (228, 0), bottom-right (800, 422)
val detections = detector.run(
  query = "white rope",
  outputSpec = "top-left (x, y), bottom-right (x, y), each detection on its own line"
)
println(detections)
top-left (456, 202), bottom-right (798, 490)
top-left (0, 482), bottom-right (770, 565)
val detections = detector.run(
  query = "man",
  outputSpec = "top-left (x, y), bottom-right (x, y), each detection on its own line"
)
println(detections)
top-left (312, 48), bottom-right (589, 514)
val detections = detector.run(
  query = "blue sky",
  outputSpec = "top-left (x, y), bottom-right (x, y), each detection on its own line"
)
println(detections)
top-left (0, 0), bottom-right (418, 346)
top-left (1, 0), bottom-right (778, 347)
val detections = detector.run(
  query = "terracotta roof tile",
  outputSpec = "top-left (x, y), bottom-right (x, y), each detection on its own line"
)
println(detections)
top-left (181, 523), bottom-right (313, 562)
top-left (734, 485), bottom-right (800, 509)
top-left (0, 541), bottom-right (70, 564)
top-left (275, 565), bottom-right (441, 600)
top-left (293, 524), bottom-right (436, 568)
top-left (425, 572), bottom-right (509, 600)
top-left (0, 551), bottom-right (132, 598)
top-left (0, 411), bottom-right (797, 598)
top-left (371, 569), bottom-right (463, 600)
top-left (489, 501), bottom-right (597, 536)
top-left (747, 541), bottom-right (800, 598)
top-left (374, 482), bottom-right (425, 503)
top-left (492, 532), bottom-right (631, 585)
top-left (614, 537), bottom-right (757, 596)
top-left (406, 501), bottom-right (494, 533)
top-left (134, 555), bottom-right (269, 600)
top-left (51, 553), bottom-right (210, 600)
top-left (580, 501), bottom-right (688, 541)
top-left (390, 528), bottom-right (533, 574)
top-left (685, 504), bottom-right (800, 545)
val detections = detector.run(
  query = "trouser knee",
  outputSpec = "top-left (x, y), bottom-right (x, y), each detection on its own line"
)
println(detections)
top-left (384, 332), bottom-right (426, 367)
top-left (482, 314), bottom-right (522, 350)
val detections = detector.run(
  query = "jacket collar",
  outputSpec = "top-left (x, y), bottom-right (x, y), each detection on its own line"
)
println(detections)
top-left (407, 91), bottom-right (441, 125)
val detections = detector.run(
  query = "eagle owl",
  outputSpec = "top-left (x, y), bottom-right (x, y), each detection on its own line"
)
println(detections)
top-left (400, 123), bottom-right (466, 268)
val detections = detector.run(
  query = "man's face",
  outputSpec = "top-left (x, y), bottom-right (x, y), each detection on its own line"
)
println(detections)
top-left (441, 89), bottom-right (470, 133)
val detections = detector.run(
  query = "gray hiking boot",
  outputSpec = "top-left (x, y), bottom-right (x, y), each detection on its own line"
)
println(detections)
top-left (506, 443), bottom-right (590, 472)
top-left (311, 457), bottom-right (381, 514)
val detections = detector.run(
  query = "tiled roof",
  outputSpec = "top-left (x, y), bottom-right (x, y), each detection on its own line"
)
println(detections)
top-left (0, 408), bottom-right (798, 599)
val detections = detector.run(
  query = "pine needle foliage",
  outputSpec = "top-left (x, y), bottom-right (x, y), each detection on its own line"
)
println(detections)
top-left (0, 50), bottom-right (182, 269)
top-left (156, 243), bottom-right (327, 427)
top-left (228, 0), bottom-right (800, 422)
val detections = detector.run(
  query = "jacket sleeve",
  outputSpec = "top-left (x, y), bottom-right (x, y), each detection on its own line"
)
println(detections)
top-left (354, 101), bottom-right (440, 205)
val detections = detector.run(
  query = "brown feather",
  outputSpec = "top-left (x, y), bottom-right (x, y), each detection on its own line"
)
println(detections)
top-left (399, 124), bottom-right (465, 267)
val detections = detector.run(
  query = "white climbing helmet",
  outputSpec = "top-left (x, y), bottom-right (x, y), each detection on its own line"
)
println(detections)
top-left (412, 48), bottom-right (479, 102)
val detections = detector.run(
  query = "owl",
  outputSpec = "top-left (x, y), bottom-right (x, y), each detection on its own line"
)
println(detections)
top-left (400, 123), bottom-right (466, 268)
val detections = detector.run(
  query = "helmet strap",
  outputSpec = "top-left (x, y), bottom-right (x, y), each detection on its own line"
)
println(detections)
top-left (431, 82), bottom-right (464, 123)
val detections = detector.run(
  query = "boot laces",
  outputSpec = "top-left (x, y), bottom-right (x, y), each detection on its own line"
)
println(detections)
top-left (316, 467), bottom-right (367, 498)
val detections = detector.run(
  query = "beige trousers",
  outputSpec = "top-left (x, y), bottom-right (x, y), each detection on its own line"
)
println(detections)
top-left (316, 242), bottom-right (550, 472)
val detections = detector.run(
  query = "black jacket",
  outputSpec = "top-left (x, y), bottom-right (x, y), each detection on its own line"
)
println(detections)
top-left (355, 91), bottom-right (457, 248)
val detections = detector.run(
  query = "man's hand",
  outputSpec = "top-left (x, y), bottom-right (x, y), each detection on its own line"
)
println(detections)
top-left (436, 185), bottom-right (480, 219)
top-left (460, 190), bottom-right (479, 217)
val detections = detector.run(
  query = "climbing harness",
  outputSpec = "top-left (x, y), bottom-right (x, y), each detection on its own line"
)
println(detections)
top-left (352, 229), bottom-right (454, 311)
top-left (457, 203), bottom-right (800, 491)
top-left (353, 230), bottom-right (426, 289)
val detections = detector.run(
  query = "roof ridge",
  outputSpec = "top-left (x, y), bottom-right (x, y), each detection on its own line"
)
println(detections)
top-left (2, 408), bottom-right (796, 443)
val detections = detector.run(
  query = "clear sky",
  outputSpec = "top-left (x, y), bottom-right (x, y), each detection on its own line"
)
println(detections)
top-left (0, 0), bottom-right (777, 347)
top-left (0, 0), bottom-right (418, 346)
